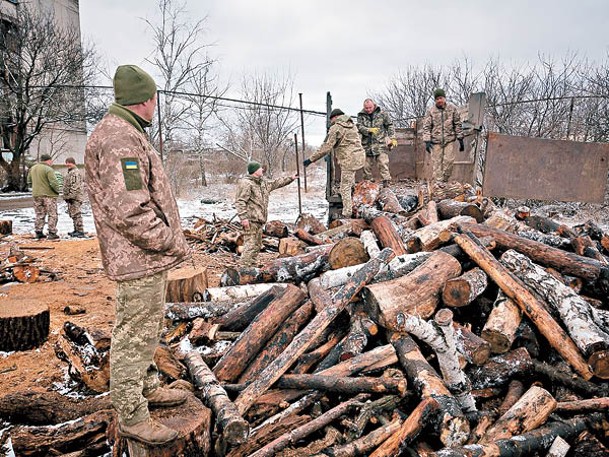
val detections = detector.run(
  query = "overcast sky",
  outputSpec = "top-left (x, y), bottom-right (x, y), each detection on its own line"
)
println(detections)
top-left (79, 0), bottom-right (609, 144)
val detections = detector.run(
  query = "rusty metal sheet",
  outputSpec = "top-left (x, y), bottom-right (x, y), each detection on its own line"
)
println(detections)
top-left (483, 132), bottom-right (609, 203)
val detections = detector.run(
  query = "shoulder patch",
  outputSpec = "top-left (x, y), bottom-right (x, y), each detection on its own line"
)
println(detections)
top-left (121, 157), bottom-right (143, 191)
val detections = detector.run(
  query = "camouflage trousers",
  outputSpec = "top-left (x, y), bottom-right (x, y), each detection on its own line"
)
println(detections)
top-left (363, 152), bottom-right (391, 182)
top-left (241, 222), bottom-right (263, 267)
top-left (340, 169), bottom-right (356, 217)
top-left (112, 270), bottom-right (167, 426)
top-left (66, 199), bottom-right (84, 232)
top-left (33, 196), bottom-right (58, 235)
top-left (431, 141), bottom-right (457, 182)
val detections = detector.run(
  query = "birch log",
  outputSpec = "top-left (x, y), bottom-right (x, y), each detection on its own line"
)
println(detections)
top-left (442, 267), bottom-right (488, 308)
top-left (481, 290), bottom-right (522, 354)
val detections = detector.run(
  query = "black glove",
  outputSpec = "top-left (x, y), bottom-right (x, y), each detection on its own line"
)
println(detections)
top-left (425, 141), bottom-right (433, 153)
top-left (303, 159), bottom-right (312, 167)
top-left (458, 138), bottom-right (464, 152)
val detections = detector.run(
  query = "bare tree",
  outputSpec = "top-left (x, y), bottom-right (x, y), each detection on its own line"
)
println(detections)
top-left (0, 4), bottom-right (96, 190)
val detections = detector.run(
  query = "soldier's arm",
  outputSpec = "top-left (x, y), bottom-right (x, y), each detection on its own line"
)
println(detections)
top-left (454, 106), bottom-right (464, 139)
top-left (384, 113), bottom-right (396, 138)
top-left (47, 169), bottom-right (60, 194)
top-left (357, 114), bottom-right (369, 136)
top-left (95, 134), bottom-right (177, 253)
top-left (421, 109), bottom-right (433, 142)
top-left (270, 176), bottom-right (295, 191)
top-left (309, 126), bottom-right (339, 163)
top-left (26, 170), bottom-right (32, 188)
top-left (234, 181), bottom-right (252, 221)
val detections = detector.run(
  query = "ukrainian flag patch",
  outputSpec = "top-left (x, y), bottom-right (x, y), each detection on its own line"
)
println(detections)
top-left (121, 157), bottom-right (143, 191)
top-left (124, 161), bottom-right (138, 170)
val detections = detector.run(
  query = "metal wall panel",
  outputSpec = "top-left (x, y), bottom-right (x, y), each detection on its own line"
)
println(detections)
top-left (483, 133), bottom-right (609, 203)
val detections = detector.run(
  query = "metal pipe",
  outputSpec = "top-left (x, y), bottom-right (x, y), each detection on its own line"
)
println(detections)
top-left (299, 93), bottom-right (308, 192)
top-left (294, 133), bottom-right (302, 215)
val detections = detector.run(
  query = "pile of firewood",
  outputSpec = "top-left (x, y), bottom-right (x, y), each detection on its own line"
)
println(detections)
top-left (0, 244), bottom-right (53, 284)
top-left (3, 180), bottom-right (609, 456)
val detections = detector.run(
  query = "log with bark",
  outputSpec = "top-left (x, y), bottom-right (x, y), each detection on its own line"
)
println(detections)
top-left (295, 213), bottom-right (327, 235)
top-left (467, 347), bottom-right (533, 389)
top-left (211, 286), bottom-right (281, 331)
top-left (370, 216), bottom-right (407, 256)
top-left (165, 299), bottom-right (243, 321)
top-left (481, 290), bottom-right (522, 354)
top-left (278, 236), bottom-right (307, 256)
top-left (352, 180), bottom-right (381, 212)
top-left (294, 228), bottom-right (326, 246)
top-left (264, 220), bottom-right (289, 238)
top-left (377, 187), bottom-right (406, 215)
top-left (202, 283), bottom-right (287, 302)
top-left (442, 267), bottom-right (488, 308)
top-left (360, 230), bottom-right (381, 258)
top-left (571, 235), bottom-right (608, 264)
top-left (328, 237), bottom-right (369, 269)
top-left (437, 199), bottom-right (484, 223)
top-left (165, 267), bottom-right (208, 303)
top-left (0, 301), bottom-right (49, 351)
top-left (0, 219), bottom-right (12, 235)
top-left (406, 215), bottom-right (476, 253)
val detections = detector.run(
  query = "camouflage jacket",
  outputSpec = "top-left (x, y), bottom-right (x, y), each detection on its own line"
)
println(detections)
top-left (310, 115), bottom-right (365, 171)
top-left (85, 107), bottom-right (190, 281)
top-left (422, 103), bottom-right (463, 146)
top-left (235, 175), bottom-right (295, 225)
top-left (27, 163), bottom-right (60, 198)
top-left (357, 106), bottom-right (396, 157)
top-left (63, 167), bottom-right (84, 201)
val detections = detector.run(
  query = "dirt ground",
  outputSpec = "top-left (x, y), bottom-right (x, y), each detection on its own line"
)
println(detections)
top-left (0, 235), bottom-right (279, 398)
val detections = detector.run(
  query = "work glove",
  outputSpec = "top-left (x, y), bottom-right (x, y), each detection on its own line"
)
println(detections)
top-left (425, 141), bottom-right (433, 153)
top-left (303, 159), bottom-right (312, 167)
top-left (458, 138), bottom-right (465, 152)
top-left (390, 138), bottom-right (398, 148)
top-left (368, 127), bottom-right (380, 136)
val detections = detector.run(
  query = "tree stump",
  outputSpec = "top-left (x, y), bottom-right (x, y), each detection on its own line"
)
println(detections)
top-left (328, 237), bottom-right (369, 270)
top-left (0, 301), bottom-right (49, 351)
top-left (110, 395), bottom-right (212, 457)
top-left (165, 267), bottom-right (208, 303)
top-left (0, 220), bottom-right (12, 235)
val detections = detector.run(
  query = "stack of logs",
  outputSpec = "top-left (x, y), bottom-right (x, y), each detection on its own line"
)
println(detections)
top-left (3, 180), bottom-right (609, 456)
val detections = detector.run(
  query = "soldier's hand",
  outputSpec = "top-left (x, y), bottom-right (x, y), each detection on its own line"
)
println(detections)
top-left (303, 159), bottom-right (312, 167)
top-left (458, 138), bottom-right (465, 152)
top-left (241, 219), bottom-right (250, 230)
top-left (368, 127), bottom-right (380, 136)
top-left (388, 138), bottom-right (398, 149)
top-left (292, 174), bottom-right (299, 180)
top-left (425, 141), bottom-right (433, 153)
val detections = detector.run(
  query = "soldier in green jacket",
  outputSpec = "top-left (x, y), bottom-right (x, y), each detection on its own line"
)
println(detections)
top-left (27, 154), bottom-right (60, 240)
top-left (234, 162), bottom-right (297, 267)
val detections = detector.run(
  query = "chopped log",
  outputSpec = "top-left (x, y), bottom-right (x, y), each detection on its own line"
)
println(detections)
top-left (454, 231), bottom-right (595, 380)
top-left (163, 321), bottom-right (190, 344)
top-left (0, 390), bottom-right (111, 425)
top-left (63, 305), bottom-right (86, 315)
top-left (264, 220), bottom-right (289, 238)
top-left (188, 319), bottom-right (220, 345)
top-left (0, 219), bottom-right (12, 235)
top-left (571, 430), bottom-right (609, 457)
top-left (165, 299), bottom-right (241, 321)
top-left (353, 180), bottom-right (381, 211)
top-left (291, 328), bottom-right (345, 374)
top-left (369, 398), bottom-right (439, 457)
top-left (323, 416), bottom-right (403, 457)
top-left (238, 300), bottom-right (314, 382)
top-left (480, 385), bottom-right (557, 443)
top-left (11, 410), bottom-right (112, 457)
top-left (0, 301), bottom-right (49, 351)
top-left (221, 245), bottom-right (332, 285)
top-left (212, 286), bottom-right (280, 331)
top-left (454, 323), bottom-right (491, 366)
top-left (427, 181), bottom-right (470, 202)
top-left (423, 200), bottom-right (439, 225)
top-left (319, 219), bottom-right (369, 240)
top-left (556, 397), bottom-right (609, 413)
top-left (109, 394), bottom-right (212, 457)
top-left (484, 210), bottom-right (522, 233)
top-left (249, 394), bottom-right (369, 457)
top-left (154, 345), bottom-right (186, 380)
top-left (377, 187), bottom-right (406, 214)
top-left (547, 436), bottom-right (570, 457)
top-left (165, 267), bottom-right (208, 303)
top-left (202, 283), bottom-right (287, 302)
top-left (182, 350), bottom-right (249, 445)
top-left (338, 309), bottom-right (377, 361)
top-left (460, 221), bottom-right (609, 285)
top-left (501, 249), bottom-right (609, 378)
top-left (234, 249), bottom-right (395, 415)
top-left (390, 332), bottom-right (470, 447)
top-left (328, 237), bottom-right (369, 269)
top-left (442, 267), bottom-right (488, 307)
top-left (481, 290), bottom-right (522, 354)
top-left (294, 228), bottom-right (325, 246)
top-left (11, 264), bottom-right (40, 283)
top-left (497, 379), bottom-right (526, 417)
top-left (517, 229), bottom-right (573, 249)
top-left (295, 212), bottom-right (327, 235)
top-left (437, 199), bottom-right (484, 223)
top-left (431, 414), bottom-right (599, 457)
top-left (364, 251), bottom-right (462, 327)
top-left (360, 230), bottom-right (381, 258)
top-left (213, 284), bottom-right (306, 382)
top-left (278, 236), bottom-right (306, 256)
top-left (407, 215), bottom-right (476, 253)
top-left (572, 235), bottom-right (608, 264)
top-left (371, 216), bottom-right (407, 255)
top-left (523, 215), bottom-right (577, 239)
top-left (54, 333), bottom-right (109, 393)
top-left (467, 347), bottom-right (533, 389)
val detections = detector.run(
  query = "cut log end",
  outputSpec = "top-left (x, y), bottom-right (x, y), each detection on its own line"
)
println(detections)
top-left (588, 351), bottom-right (609, 380)
top-left (0, 302), bottom-right (50, 351)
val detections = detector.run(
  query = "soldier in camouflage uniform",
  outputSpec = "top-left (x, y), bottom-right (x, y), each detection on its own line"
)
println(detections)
top-left (27, 154), bottom-right (60, 240)
top-left (63, 157), bottom-right (85, 237)
top-left (235, 162), bottom-right (297, 267)
top-left (85, 65), bottom-right (191, 445)
top-left (357, 99), bottom-right (397, 185)
top-left (422, 88), bottom-right (464, 183)
top-left (304, 108), bottom-right (365, 217)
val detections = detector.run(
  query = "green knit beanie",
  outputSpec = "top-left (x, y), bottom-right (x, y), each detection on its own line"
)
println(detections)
top-left (433, 88), bottom-right (446, 99)
top-left (247, 161), bottom-right (262, 174)
top-left (113, 65), bottom-right (157, 106)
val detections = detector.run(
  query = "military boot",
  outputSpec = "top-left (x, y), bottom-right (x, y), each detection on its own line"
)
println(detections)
top-left (35, 231), bottom-right (46, 239)
top-left (119, 418), bottom-right (178, 445)
top-left (145, 387), bottom-right (189, 408)
top-left (47, 233), bottom-right (60, 240)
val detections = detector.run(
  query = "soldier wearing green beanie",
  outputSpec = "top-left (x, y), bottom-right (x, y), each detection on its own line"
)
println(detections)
top-left (84, 65), bottom-right (191, 445)
top-left (235, 161), bottom-right (298, 266)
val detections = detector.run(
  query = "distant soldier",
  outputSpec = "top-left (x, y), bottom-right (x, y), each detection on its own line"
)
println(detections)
top-left (63, 157), bottom-right (85, 238)
top-left (304, 108), bottom-right (365, 217)
top-left (422, 88), bottom-right (464, 183)
top-left (357, 99), bottom-right (397, 186)
top-left (27, 153), bottom-right (60, 240)
top-left (235, 162), bottom-right (297, 267)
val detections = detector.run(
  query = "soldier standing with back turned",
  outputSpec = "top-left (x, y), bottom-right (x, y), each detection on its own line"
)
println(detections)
top-left (27, 153), bottom-right (60, 240)
top-left (63, 157), bottom-right (85, 238)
